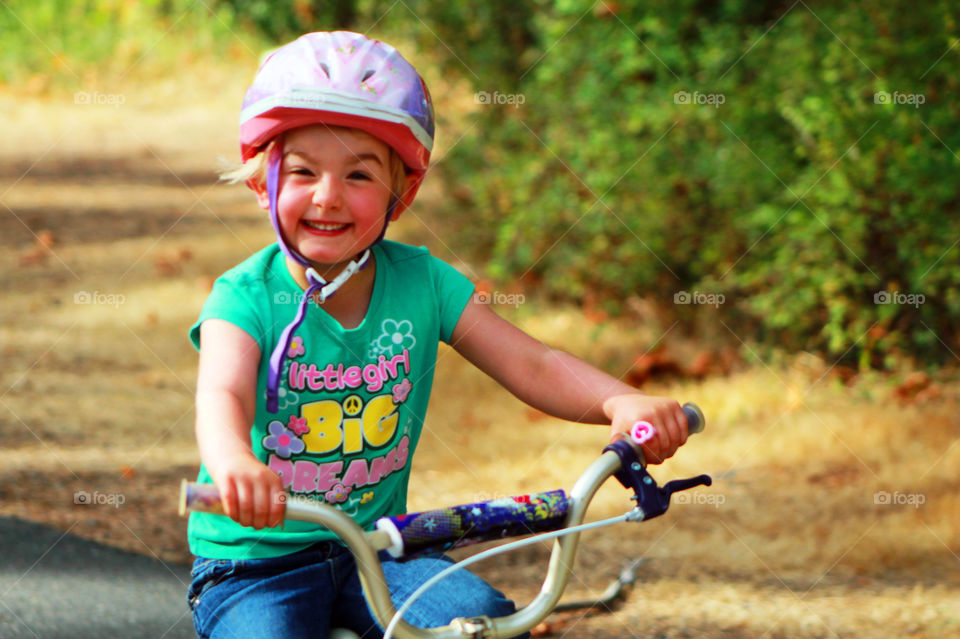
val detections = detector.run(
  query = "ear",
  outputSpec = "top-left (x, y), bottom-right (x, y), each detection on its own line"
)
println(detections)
top-left (389, 173), bottom-right (419, 221)
top-left (249, 179), bottom-right (271, 211)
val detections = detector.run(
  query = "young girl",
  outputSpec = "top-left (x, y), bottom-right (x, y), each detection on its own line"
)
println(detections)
top-left (187, 31), bottom-right (690, 639)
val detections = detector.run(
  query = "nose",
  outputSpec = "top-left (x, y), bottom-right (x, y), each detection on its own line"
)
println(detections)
top-left (311, 173), bottom-right (343, 210)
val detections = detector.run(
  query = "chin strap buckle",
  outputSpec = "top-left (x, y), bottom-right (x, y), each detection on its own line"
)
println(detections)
top-left (304, 249), bottom-right (371, 303)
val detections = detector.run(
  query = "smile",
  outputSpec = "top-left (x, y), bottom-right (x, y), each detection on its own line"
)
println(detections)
top-left (302, 220), bottom-right (350, 232)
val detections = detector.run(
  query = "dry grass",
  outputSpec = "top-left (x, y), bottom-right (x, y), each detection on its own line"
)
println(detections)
top-left (1, 78), bottom-right (958, 639)
top-left (420, 358), bottom-right (960, 639)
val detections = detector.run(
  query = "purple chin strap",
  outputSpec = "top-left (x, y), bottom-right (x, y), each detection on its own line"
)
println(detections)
top-left (263, 140), bottom-right (385, 413)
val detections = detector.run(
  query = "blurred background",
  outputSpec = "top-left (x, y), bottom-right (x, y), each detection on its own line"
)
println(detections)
top-left (1, 2), bottom-right (958, 638)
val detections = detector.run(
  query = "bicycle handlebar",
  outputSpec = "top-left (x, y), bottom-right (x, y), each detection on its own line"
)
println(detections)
top-left (179, 402), bottom-right (710, 639)
top-left (371, 403), bottom-right (705, 558)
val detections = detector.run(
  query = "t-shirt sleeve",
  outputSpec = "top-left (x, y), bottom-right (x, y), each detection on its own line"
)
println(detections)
top-left (188, 276), bottom-right (265, 351)
top-left (429, 256), bottom-right (477, 343)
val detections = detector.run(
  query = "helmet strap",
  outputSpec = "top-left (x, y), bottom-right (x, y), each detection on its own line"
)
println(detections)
top-left (264, 140), bottom-right (373, 413)
top-left (374, 196), bottom-right (399, 243)
top-left (266, 140), bottom-right (309, 270)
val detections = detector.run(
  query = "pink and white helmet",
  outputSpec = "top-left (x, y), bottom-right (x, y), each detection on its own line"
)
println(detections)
top-left (239, 31), bottom-right (435, 213)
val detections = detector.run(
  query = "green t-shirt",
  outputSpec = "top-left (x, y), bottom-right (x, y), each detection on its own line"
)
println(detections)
top-left (188, 240), bottom-right (475, 559)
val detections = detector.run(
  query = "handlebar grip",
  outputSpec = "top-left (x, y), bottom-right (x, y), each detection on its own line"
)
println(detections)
top-left (683, 402), bottom-right (706, 435)
top-left (179, 480), bottom-right (225, 516)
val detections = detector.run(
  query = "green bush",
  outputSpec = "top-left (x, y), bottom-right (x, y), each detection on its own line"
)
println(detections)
top-left (0, 0), bottom-right (254, 87)
top-left (217, 0), bottom-right (361, 40)
top-left (422, 0), bottom-right (960, 367)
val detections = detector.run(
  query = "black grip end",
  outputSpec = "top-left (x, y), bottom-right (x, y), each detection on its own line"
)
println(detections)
top-left (682, 403), bottom-right (706, 435)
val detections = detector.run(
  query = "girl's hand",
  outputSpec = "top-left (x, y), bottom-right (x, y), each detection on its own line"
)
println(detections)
top-left (211, 455), bottom-right (286, 529)
top-left (603, 394), bottom-right (688, 464)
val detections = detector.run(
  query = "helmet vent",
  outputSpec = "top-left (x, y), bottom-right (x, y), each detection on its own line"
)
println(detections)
top-left (319, 62), bottom-right (331, 78)
top-left (361, 69), bottom-right (375, 82)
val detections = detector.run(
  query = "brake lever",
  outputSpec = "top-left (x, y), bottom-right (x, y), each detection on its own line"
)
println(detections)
top-left (602, 439), bottom-right (712, 522)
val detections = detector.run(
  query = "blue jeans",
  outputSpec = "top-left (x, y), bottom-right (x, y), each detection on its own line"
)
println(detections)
top-left (187, 541), bottom-right (527, 639)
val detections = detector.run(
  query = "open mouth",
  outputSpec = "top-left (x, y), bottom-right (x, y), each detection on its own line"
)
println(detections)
top-left (302, 220), bottom-right (350, 233)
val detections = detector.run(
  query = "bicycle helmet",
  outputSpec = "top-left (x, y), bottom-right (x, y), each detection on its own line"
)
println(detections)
top-left (240, 31), bottom-right (435, 413)
top-left (240, 30), bottom-right (434, 212)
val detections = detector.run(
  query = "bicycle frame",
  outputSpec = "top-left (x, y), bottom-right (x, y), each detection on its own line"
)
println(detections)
top-left (180, 405), bottom-right (710, 639)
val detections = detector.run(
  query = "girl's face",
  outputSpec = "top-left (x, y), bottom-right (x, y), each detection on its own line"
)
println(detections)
top-left (257, 125), bottom-right (397, 271)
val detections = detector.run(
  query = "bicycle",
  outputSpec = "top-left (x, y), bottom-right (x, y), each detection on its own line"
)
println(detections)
top-left (180, 403), bottom-right (711, 639)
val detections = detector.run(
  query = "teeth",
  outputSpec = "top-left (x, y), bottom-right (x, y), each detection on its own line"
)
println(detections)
top-left (304, 221), bottom-right (347, 231)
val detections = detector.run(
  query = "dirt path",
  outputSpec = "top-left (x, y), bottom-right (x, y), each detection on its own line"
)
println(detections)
top-left (1, 79), bottom-right (257, 566)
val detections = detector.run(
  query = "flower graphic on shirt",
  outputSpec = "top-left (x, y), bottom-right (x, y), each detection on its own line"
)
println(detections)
top-left (287, 336), bottom-right (305, 358)
top-left (373, 319), bottom-right (416, 357)
top-left (287, 415), bottom-right (309, 436)
top-left (274, 386), bottom-right (299, 411)
top-left (262, 420), bottom-right (305, 459)
top-left (392, 379), bottom-right (412, 404)
top-left (326, 484), bottom-right (351, 504)
top-left (360, 491), bottom-right (375, 504)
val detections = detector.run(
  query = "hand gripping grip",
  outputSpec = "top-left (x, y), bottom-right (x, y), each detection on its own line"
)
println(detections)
top-left (627, 402), bottom-right (705, 447)
top-left (606, 402), bottom-right (711, 520)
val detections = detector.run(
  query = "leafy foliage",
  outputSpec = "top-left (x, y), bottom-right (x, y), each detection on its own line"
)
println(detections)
top-left (0, 0), bottom-right (252, 86)
top-left (217, 0), bottom-right (361, 40)
top-left (418, 0), bottom-right (960, 366)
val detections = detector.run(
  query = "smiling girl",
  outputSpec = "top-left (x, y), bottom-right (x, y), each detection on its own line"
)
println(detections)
top-left (187, 31), bottom-right (690, 639)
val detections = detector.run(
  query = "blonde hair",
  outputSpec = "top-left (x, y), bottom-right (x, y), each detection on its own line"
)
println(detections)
top-left (219, 135), bottom-right (409, 201)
